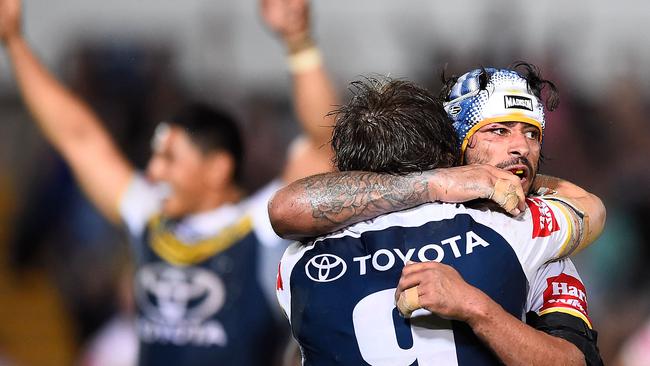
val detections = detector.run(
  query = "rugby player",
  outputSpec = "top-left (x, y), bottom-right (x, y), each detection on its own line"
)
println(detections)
top-left (0, 0), bottom-right (335, 364)
top-left (272, 67), bottom-right (603, 365)
top-left (276, 76), bottom-right (601, 365)
top-left (278, 75), bottom-right (604, 364)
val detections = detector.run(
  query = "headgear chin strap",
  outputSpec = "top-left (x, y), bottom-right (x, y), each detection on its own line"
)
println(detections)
top-left (444, 68), bottom-right (545, 158)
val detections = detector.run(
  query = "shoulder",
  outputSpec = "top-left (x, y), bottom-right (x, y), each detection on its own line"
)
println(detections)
top-left (316, 202), bottom-right (513, 241)
top-left (242, 179), bottom-right (287, 248)
top-left (119, 173), bottom-right (166, 235)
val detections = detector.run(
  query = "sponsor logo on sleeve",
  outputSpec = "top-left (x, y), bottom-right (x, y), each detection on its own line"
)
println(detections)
top-left (540, 273), bottom-right (591, 326)
top-left (504, 95), bottom-right (534, 111)
top-left (526, 197), bottom-right (560, 238)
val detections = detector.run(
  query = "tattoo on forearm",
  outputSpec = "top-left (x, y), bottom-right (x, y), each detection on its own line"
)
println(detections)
top-left (302, 171), bottom-right (430, 228)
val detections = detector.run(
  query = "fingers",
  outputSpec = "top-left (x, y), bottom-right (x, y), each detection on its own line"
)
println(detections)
top-left (395, 261), bottom-right (445, 316)
top-left (491, 177), bottom-right (525, 216)
top-left (396, 286), bottom-right (420, 317)
top-left (396, 261), bottom-right (426, 317)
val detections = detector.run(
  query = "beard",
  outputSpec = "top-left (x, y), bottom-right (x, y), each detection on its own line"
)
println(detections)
top-left (496, 156), bottom-right (537, 194)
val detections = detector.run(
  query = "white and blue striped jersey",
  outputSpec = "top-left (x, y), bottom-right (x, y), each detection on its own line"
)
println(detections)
top-left (277, 198), bottom-right (580, 366)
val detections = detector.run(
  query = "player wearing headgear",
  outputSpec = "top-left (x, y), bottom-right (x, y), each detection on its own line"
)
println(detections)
top-left (271, 64), bottom-right (604, 365)
top-left (0, 0), bottom-right (337, 364)
top-left (271, 63), bottom-right (603, 245)
top-left (276, 76), bottom-right (601, 365)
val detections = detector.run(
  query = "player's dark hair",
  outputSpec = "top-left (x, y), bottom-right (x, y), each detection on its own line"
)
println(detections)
top-left (331, 77), bottom-right (459, 174)
top-left (439, 62), bottom-right (560, 111)
top-left (509, 61), bottom-right (560, 111)
top-left (169, 102), bottom-right (244, 184)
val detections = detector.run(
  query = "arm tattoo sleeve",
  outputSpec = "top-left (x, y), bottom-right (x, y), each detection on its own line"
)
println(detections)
top-left (303, 171), bottom-right (431, 228)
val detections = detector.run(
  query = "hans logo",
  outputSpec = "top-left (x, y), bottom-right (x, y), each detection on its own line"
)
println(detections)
top-left (305, 254), bottom-right (347, 283)
top-left (504, 95), bottom-right (533, 111)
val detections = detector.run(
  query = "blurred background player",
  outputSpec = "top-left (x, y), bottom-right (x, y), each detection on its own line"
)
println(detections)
top-left (0, 0), bottom-right (337, 364)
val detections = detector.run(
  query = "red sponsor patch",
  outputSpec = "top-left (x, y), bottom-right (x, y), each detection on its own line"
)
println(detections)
top-left (276, 262), bottom-right (284, 291)
top-left (526, 197), bottom-right (560, 238)
top-left (541, 273), bottom-right (590, 323)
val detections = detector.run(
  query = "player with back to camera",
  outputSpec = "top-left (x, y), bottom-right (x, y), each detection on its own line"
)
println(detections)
top-left (271, 64), bottom-right (604, 365)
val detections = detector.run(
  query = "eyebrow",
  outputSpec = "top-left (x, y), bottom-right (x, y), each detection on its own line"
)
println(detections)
top-left (493, 121), bottom-right (539, 131)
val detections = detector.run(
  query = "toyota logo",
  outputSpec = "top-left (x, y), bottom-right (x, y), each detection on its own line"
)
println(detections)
top-left (305, 254), bottom-right (347, 283)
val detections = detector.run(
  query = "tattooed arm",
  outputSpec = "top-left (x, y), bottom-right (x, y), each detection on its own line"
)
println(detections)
top-left (268, 165), bottom-right (526, 240)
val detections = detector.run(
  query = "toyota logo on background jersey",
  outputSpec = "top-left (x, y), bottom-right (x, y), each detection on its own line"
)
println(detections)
top-left (305, 254), bottom-right (347, 282)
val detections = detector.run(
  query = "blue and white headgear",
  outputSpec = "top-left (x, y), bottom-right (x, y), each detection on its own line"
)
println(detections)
top-left (443, 68), bottom-right (545, 159)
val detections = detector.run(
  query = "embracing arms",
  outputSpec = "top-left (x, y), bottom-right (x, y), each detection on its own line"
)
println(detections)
top-left (269, 165), bottom-right (527, 240)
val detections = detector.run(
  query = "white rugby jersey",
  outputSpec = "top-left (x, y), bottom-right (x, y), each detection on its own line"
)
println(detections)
top-left (277, 197), bottom-right (581, 366)
top-left (526, 258), bottom-right (592, 329)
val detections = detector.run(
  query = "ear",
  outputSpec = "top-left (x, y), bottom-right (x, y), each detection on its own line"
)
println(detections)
top-left (203, 151), bottom-right (237, 189)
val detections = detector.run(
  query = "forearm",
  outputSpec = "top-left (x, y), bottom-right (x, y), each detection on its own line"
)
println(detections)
top-left (284, 28), bottom-right (337, 149)
top-left (269, 165), bottom-right (526, 240)
top-left (6, 35), bottom-right (132, 222)
top-left (468, 296), bottom-right (586, 366)
top-left (291, 62), bottom-right (338, 148)
top-left (269, 171), bottom-right (432, 240)
top-left (7, 35), bottom-right (109, 157)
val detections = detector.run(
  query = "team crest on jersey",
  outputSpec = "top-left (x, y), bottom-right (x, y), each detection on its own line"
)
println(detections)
top-left (135, 263), bottom-right (228, 346)
top-left (526, 197), bottom-right (560, 238)
top-left (540, 273), bottom-right (591, 326)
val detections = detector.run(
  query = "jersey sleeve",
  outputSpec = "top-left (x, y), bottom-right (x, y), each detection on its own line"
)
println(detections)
top-left (517, 197), bottom-right (580, 268)
top-left (525, 258), bottom-right (592, 329)
top-left (118, 173), bottom-right (166, 236)
top-left (244, 179), bottom-right (286, 248)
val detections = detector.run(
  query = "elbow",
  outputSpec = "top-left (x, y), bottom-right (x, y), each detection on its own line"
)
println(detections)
top-left (268, 188), bottom-right (308, 241)
top-left (565, 343), bottom-right (588, 366)
top-left (584, 193), bottom-right (606, 245)
top-left (591, 194), bottom-right (606, 237)
top-left (268, 190), bottom-right (291, 238)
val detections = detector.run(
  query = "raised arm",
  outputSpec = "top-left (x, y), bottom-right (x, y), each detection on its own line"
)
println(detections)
top-left (0, 0), bottom-right (133, 223)
top-left (534, 174), bottom-right (606, 253)
top-left (261, 0), bottom-right (336, 182)
top-left (268, 165), bottom-right (526, 240)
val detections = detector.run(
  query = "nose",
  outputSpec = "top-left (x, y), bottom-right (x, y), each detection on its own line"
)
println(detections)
top-left (146, 156), bottom-right (164, 182)
top-left (507, 130), bottom-right (531, 158)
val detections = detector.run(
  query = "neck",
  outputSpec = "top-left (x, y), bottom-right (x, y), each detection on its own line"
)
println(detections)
top-left (193, 184), bottom-right (245, 214)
